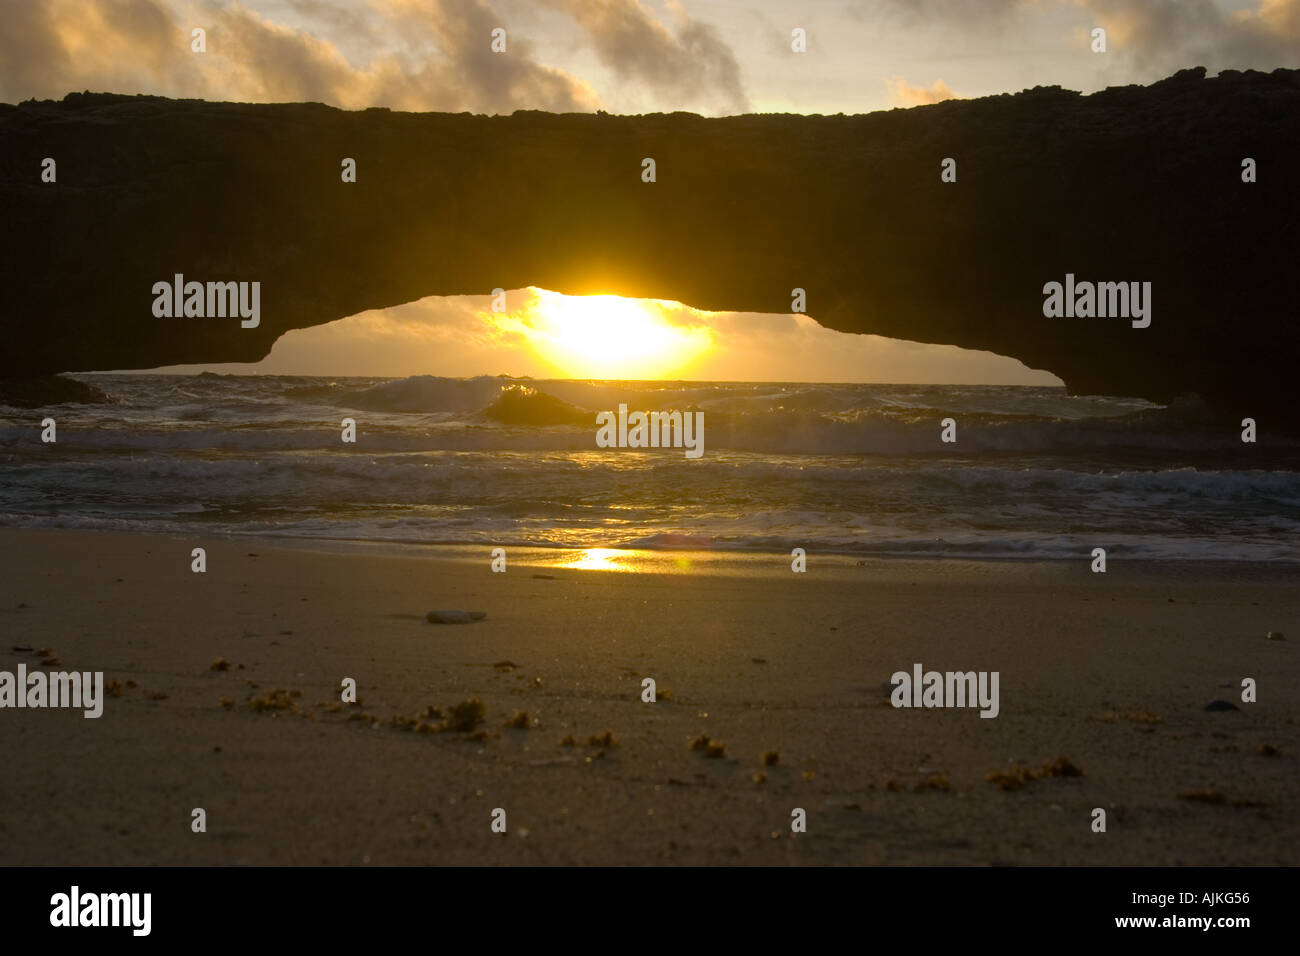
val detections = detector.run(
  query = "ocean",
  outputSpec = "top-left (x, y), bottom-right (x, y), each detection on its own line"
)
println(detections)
top-left (2, 373), bottom-right (1298, 562)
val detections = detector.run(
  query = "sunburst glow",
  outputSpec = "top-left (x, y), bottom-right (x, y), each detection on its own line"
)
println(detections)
top-left (489, 288), bottom-right (714, 379)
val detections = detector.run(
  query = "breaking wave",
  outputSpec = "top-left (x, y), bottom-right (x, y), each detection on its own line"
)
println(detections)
top-left (1, 373), bottom-right (1297, 561)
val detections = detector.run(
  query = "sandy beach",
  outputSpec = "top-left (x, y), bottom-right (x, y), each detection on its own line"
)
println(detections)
top-left (0, 527), bottom-right (1294, 866)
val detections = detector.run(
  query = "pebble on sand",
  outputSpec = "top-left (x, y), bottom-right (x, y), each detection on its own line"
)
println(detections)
top-left (1266, 631), bottom-right (1285, 641)
top-left (425, 610), bottom-right (487, 625)
top-left (689, 733), bottom-right (726, 757)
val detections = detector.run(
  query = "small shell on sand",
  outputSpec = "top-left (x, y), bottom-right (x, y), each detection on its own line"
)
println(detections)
top-left (425, 610), bottom-right (487, 625)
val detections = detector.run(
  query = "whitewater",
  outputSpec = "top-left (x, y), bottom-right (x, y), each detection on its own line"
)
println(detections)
top-left (1, 373), bottom-right (1297, 562)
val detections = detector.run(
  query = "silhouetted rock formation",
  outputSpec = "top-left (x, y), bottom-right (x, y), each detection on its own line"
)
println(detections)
top-left (0, 375), bottom-right (112, 408)
top-left (2, 68), bottom-right (1297, 417)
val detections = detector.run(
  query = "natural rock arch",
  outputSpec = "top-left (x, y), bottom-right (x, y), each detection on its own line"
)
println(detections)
top-left (2, 67), bottom-right (1297, 419)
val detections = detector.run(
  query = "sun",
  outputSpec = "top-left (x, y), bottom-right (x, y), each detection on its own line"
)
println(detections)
top-left (490, 288), bottom-right (713, 379)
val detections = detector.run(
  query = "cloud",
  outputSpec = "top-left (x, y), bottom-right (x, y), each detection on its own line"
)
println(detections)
top-left (0, 0), bottom-right (599, 112)
top-left (204, 5), bottom-right (364, 106)
top-left (415, 0), bottom-right (599, 113)
top-left (1253, 0), bottom-right (1300, 35)
top-left (282, 0), bottom-right (384, 47)
top-left (0, 1), bottom-right (78, 99)
top-left (542, 0), bottom-right (749, 113)
top-left (868, 0), bottom-right (1300, 74)
top-left (885, 76), bottom-right (959, 106)
top-left (5, 0), bottom-right (1297, 116)
top-left (870, 0), bottom-right (1025, 28)
top-left (0, 0), bottom-right (206, 103)
top-left (1075, 0), bottom-right (1300, 74)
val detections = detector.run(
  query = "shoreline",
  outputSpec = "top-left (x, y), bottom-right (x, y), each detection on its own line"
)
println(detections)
top-left (3, 525), bottom-right (1298, 578)
top-left (1, 526), bottom-right (1295, 865)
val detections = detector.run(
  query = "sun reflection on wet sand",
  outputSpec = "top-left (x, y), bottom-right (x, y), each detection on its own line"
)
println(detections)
top-left (563, 548), bottom-right (634, 571)
top-left (524, 546), bottom-right (845, 576)
top-left (558, 548), bottom-right (698, 573)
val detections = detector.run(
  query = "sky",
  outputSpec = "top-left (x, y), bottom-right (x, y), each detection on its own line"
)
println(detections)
top-left (4, 0), bottom-right (1296, 382)
top-left (157, 288), bottom-right (1061, 384)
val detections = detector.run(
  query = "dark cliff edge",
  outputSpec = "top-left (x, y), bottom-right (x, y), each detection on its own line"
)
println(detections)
top-left (1, 67), bottom-right (1297, 419)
